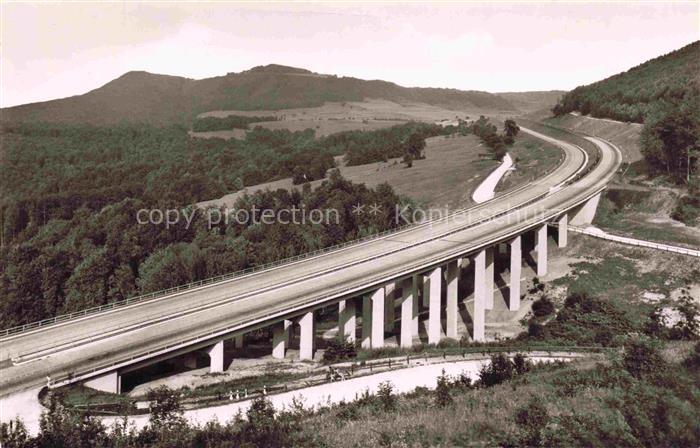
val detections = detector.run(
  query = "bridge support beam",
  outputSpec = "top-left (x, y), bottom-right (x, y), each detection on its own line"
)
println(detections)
top-left (558, 213), bottom-right (568, 248)
top-left (509, 236), bottom-right (522, 311)
top-left (400, 277), bottom-right (416, 348)
top-left (473, 249), bottom-right (487, 342)
top-left (570, 192), bottom-right (602, 226)
top-left (299, 311), bottom-right (315, 361)
top-left (485, 247), bottom-right (495, 310)
top-left (84, 371), bottom-right (121, 394)
top-left (536, 224), bottom-right (548, 277)
top-left (425, 267), bottom-right (443, 344)
top-left (371, 288), bottom-right (385, 348)
top-left (206, 340), bottom-right (225, 373)
top-left (338, 299), bottom-right (356, 343)
top-left (272, 319), bottom-right (292, 359)
top-left (446, 260), bottom-right (459, 339)
top-left (233, 334), bottom-right (244, 349)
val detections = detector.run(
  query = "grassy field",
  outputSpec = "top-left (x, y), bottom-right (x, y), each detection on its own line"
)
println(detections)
top-left (199, 134), bottom-right (499, 210)
top-left (191, 99), bottom-right (474, 140)
top-left (496, 132), bottom-right (562, 192)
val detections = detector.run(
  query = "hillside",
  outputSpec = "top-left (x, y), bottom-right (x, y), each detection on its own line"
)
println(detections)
top-left (1, 65), bottom-right (517, 126)
top-left (552, 41), bottom-right (700, 123)
top-left (495, 90), bottom-right (565, 113)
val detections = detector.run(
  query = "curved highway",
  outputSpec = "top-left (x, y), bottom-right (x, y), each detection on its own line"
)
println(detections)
top-left (0, 128), bottom-right (621, 398)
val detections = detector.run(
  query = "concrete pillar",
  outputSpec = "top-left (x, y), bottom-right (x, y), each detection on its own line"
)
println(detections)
top-left (206, 340), bottom-right (225, 373)
top-left (384, 283), bottom-right (396, 332)
top-left (400, 277), bottom-right (415, 348)
top-left (371, 288), bottom-right (385, 348)
top-left (558, 213), bottom-right (568, 248)
top-left (338, 299), bottom-right (356, 343)
top-left (425, 267), bottom-right (442, 344)
top-left (570, 192), bottom-right (602, 226)
top-left (362, 295), bottom-right (372, 349)
top-left (84, 371), bottom-right (121, 394)
top-left (446, 260), bottom-right (459, 339)
top-left (473, 250), bottom-right (486, 342)
top-left (299, 311), bottom-right (315, 361)
top-left (509, 236), bottom-right (522, 311)
top-left (536, 224), bottom-right (548, 277)
top-left (233, 334), bottom-right (244, 349)
top-left (412, 274), bottom-right (420, 335)
top-left (272, 319), bottom-right (292, 359)
top-left (417, 273), bottom-right (428, 308)
top-left (485, 247), bottom-right (495, 310)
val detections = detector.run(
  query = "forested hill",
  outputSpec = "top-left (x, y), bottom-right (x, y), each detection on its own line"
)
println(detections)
top-left (552, 41), bottom-right (700, 123)
top-left (1, 65), bottom-right (516, 126)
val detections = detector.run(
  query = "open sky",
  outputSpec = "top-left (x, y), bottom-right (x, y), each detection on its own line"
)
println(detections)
top-left (2, 2), bottom-right (698, 107)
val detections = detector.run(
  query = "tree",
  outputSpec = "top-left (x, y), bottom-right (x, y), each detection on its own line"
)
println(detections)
top-left (434, 369), bottom-right (453, 407)
top-left (478, 354), bottom-right (515, 387)
top-left (640, 97), bottom-right (699, 184)
top-left (405, 132), bottom-right (427, 160)
top-left (671, 291), bottom-right (700, 340)
top-left (504, 119), bottom-right (520, 145)
top-left (147, 385), bottom-right (185, 430)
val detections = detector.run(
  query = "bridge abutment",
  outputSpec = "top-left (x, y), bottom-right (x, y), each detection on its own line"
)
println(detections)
top-left (570, 192), bottom-right (602, 226)
top-left (84, 370), bottom-right (121, 394)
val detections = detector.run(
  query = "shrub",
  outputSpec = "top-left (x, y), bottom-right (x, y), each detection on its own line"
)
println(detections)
top-left (671, 195), bottom-right (700, 225)
top-left (515, 397), bottom-right (549, 446)
top-left (478, 354), bottom-right (515, 387)
top-left (622, 337), bottom-right (667, 380)
top-left (377, 381), bottom-right (396, 411)
top-left (322, 336), bottom-right (357, 363)
top-left (434, 369), bottom-right (453, 407)
top-left (531, 297), bottom-right (555, 317)
top-left (512, 353), bottom-right (532, 375)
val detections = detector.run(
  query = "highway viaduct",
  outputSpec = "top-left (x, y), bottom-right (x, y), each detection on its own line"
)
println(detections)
top-left (0, 128), bottom-right (621, 427)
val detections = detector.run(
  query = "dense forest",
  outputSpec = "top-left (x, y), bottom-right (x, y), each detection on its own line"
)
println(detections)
top-left (0, 122), bottom-right (420, 329)
top-left (321, 122), bottom-right (449, 166)
top-left (191, 115), bottom-right (278, 132)
top-left (552, 41), bottom-right (699, 186)
top-left (552, 41), bottom-right (699, 123)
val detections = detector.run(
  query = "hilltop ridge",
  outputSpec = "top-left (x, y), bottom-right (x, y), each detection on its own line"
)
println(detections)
top-left (2, 64), bottom-right (517, 126)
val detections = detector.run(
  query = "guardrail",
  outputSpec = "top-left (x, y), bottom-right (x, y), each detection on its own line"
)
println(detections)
top-left (568, 226), bottom-right (700, 257)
